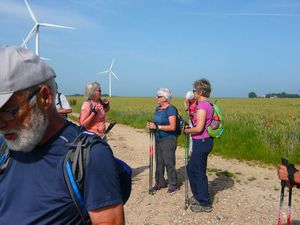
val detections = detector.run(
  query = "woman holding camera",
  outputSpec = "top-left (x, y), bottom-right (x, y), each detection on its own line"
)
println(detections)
top-left (79, 82), bottom-right (110, 137)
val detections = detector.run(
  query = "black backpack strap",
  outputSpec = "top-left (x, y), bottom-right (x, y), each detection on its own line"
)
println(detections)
top-left (63, 151), bottom-right (90, 224)
top-left (56, 92), bottom-right (63, 108)
top-left (78, 101), bottom-right (93, 125)
top-left (199, 100), bottom-right (214, 140)
top-left (87, 100), bottom-right (93, 114)
top-left (0, 140), bottom-right (10, 174)
top-left (169, 105), bottom-right (182, 135)
top-left (61, 132), bottom-right (92, 225)
top-left (62, 131), bottom-right (108, 225)
top-left (62, 130), bottom-right (131, 223)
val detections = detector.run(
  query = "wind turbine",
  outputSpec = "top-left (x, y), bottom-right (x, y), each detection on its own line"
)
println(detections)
top-left (98, 59), bottom-right (120, 97)
top-left (22, 37), bottom-right (50, 61)
top-left (21, 0), bottom-right (75, 56)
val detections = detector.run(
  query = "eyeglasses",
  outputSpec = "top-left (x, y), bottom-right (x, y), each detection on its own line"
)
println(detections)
top-left (0, 88), bottom-right (40, 121)
top-left (156, 95), bottom-right (164, 98)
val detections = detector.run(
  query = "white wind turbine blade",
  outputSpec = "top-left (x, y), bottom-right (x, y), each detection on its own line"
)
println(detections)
top-left (39, 23), bottom-right (75, 30)
top-left (112, 71), bottom-right (120, 81)
top-left (98, 70), bottom-right (110, 74)
top-left (21, 38), bottom-right (28, 48)
top-left (40, 57), bottom-right (50, 61)
top-left (25, 0), bottom-right (37, 23)
top-left (109, 58), bottom-right (115, 70)
top-left (23, 37), bottom-right (50, 60)
top-left (21, 25), bottom-right (37, 47)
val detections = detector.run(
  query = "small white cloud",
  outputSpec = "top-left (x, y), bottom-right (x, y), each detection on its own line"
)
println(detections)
top-left (180, 12), bottom-right (300, 17)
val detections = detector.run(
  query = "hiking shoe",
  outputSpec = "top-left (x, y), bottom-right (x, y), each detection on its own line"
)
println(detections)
top-left (167, 185), bottom-right (179, 194)
top-left (190, 204), bottom-right (212, 213)
top-left (188, 196), bottom-right (199, 205)
top-left (150, 183), bottom-right (165, 193)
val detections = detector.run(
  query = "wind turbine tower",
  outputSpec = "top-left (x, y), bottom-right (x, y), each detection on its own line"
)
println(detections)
top-left (21, 0), bottom-right (75, 56)
top-left (22, 37), bottom-right (49, 61)
top-left (99, 59), bottom-right (120, 97)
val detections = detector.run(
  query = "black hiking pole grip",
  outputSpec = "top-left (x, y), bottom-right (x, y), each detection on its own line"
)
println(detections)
top-left (281, 158), bottom-right (288, 187)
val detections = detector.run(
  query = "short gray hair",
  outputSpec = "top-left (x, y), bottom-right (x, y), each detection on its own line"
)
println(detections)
top-left (193, 78), bottom-right (211, 98)
top-left (157, 88), bottom-right (172, 102)
top-left (85, 82), bottom-right (100, 100)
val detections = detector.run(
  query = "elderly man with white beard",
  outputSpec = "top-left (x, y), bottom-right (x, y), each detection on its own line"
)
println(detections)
top-left (0, 46), bottom-right (125, 225)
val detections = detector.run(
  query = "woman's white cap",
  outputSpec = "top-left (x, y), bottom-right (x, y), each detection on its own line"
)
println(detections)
top-left (157, 88), bottom-right (172, 102)
top-left (185, 91), bottom-right (194, 100)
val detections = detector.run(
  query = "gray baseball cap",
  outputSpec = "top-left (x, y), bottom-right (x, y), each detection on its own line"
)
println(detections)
top-left (0, 45), bottom-right (56, 108)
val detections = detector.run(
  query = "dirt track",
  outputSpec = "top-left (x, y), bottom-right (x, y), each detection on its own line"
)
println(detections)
top-left (105, 123), bottom-right (300, 225)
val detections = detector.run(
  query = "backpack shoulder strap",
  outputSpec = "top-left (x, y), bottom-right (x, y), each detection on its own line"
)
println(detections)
top-left (202, 99), bottom-right (213, 106)
top-left (81, 100), bottom-right (94, 115)
top-left (155, 106), bottom-right (160, 112)
top-left (169, 104), bottom-right (176, 111)
top-left (78, 100), bottom-right (94, 125)
top-left (57, 92), bottom-right (63, 108)
top-left (201, 100), bottom-right (215, 114)
top-left (0, 139), bottom-right (10, 174)
top-left (169, 104), bottom-right (179, 116)
top-left (87, 100), bottom-right (93, 112)
top-left (62, 131), bottom-right (106, 225)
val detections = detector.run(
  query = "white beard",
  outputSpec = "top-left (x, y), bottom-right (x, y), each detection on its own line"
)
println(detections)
top-left (1, 100), bottom-right (49, 152)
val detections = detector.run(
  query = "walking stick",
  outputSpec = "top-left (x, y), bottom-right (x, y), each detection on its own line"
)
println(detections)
top-left (278, 158), bottom-right (288, 225)
top-left (287, 187), bottom-right (292, 225)
top-left (184, 124), bottom-right (189, 210)
top-left (149, 129), bottom-right (154, 195)
top-left (104, 121), bottom-right (116, 134)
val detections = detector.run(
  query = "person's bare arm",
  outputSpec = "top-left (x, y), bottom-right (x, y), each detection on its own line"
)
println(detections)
top-left (185, 109), bottom-right (206, 135)
top-left (57, 108), bottom-right (72, 116)
top-left (159, 115), bottom-right (176, 131)
top-left (278, 164), bottom-right (300, 186)
top-left (89, 203), bottom-right (125, 225)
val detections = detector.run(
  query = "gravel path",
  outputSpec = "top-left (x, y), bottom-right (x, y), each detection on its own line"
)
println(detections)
top-left (105, 123), bottom-right (300, 225)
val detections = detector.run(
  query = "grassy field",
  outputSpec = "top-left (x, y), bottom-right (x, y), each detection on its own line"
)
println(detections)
top-left (68, 96), bottom-right (300, 165)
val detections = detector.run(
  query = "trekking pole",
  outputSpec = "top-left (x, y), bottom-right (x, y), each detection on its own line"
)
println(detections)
top-left (184, 125), bottom-right (190, 210)
top-left (278, 158), bottom-right (288, 225)
top-left (287, 187), bottom-right (292, 225)
top-left (148, 128), bottom-right (154, 195)
top-left (104, 121), bottom-right (117, 134)
top-left (102, 121), bottom-right (117, 140)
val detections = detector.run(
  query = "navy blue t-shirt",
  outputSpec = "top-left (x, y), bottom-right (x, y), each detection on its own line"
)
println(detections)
top-left (0, 121), bottom-right (123, 225)
top-left (153, 105), bottom-right (177, 140)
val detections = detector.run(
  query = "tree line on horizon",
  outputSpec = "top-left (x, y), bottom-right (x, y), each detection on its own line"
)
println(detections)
top-left (248, 91), bottom-right (300, 98)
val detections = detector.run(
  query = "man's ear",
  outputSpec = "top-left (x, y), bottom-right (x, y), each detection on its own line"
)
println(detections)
top-left (37, 85), bottom-right (53, 111)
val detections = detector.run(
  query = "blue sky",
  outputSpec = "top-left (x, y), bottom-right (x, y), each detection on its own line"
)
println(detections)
top-left (1, 0), bottom-right (300, 98)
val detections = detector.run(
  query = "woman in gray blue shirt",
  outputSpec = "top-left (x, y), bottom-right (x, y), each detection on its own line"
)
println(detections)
top-left (147, 88), bottom-right (178, 194)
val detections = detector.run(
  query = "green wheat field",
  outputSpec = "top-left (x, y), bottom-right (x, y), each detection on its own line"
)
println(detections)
top-left (68, 96), bottom-right (300, 165)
